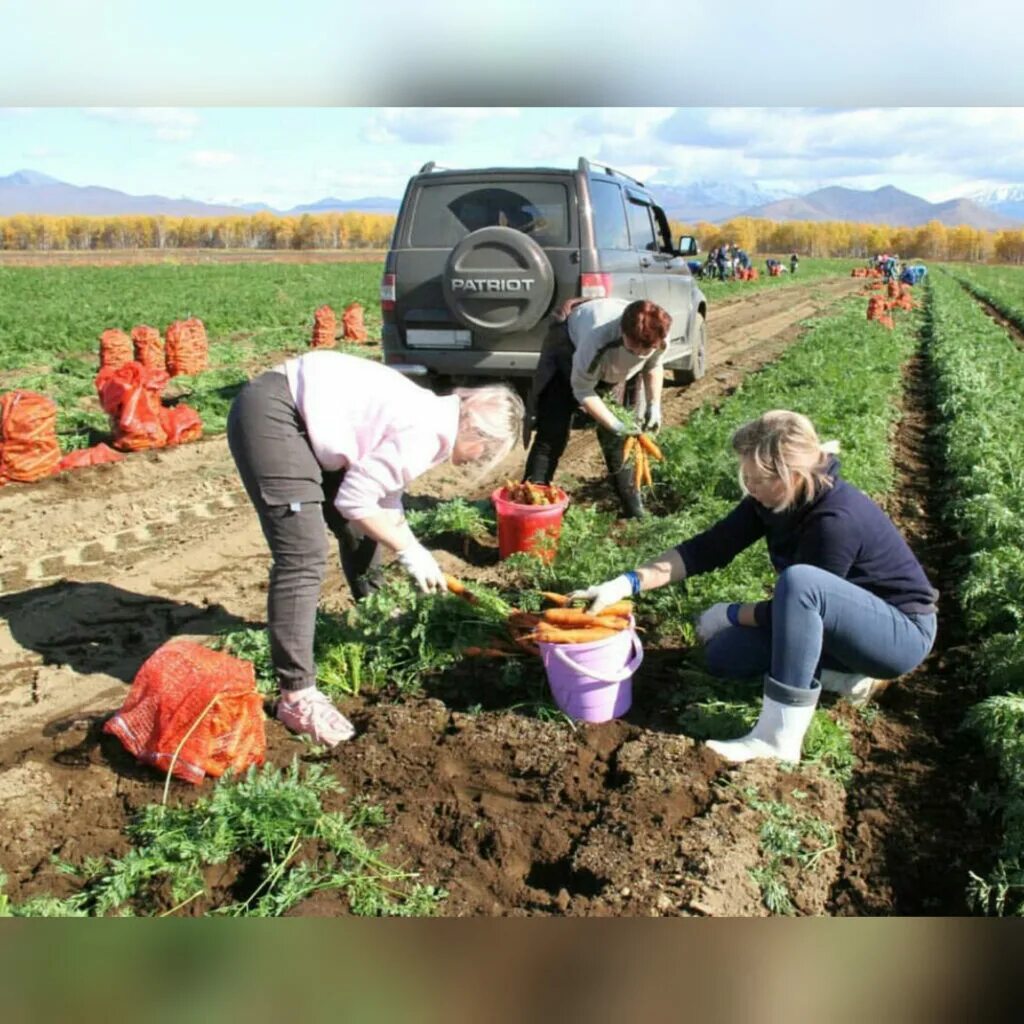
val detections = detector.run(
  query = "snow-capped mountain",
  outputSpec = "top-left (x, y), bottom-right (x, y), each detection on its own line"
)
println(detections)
top-left (649, 181), bottom-right (797, 223)
top-left (969, 185), bottom-right (1024, 222)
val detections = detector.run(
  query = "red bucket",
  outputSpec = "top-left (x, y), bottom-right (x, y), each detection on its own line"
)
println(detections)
top-left (491, 485), bottom-right (569, 562)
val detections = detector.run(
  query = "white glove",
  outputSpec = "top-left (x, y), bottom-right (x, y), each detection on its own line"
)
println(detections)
top-left (607, 418), bottom-right (640, 438)
top-left (643, 402), bottom-right (662, 432)
top-left (396, 541), bottom-right (448, 594)
top-left (695, 602), bottom-right (733, 643)
top-left (567, 574), bottom-right (634, 614)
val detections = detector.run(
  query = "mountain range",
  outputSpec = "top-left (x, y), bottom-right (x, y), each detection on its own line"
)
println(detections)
top-left (1, 169), bottom-right (1021, 230)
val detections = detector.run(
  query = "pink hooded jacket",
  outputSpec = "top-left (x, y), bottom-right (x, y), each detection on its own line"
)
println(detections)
top-left (282, 351), bottom-right (460, 520)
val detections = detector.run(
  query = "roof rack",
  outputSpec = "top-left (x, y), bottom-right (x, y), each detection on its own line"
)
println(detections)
top-left (419, 161), bottom-right (458, 173)
top-left (578, 157), bottom-right (645, 188)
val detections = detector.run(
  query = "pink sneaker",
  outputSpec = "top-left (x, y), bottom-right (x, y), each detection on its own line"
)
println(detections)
top-left (276, 687), bottom-right (355, 747)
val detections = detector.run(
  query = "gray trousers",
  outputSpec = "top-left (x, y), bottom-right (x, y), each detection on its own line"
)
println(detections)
top-left (226, 370), bottom-right (380, 692)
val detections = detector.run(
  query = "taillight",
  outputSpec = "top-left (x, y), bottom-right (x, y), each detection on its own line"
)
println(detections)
top-left (380, 272), bottom-right (396, 312)
top-left (580, 272), bottom-right (611, 299)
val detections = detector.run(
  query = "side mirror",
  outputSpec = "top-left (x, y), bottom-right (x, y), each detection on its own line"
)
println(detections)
top-left (676, 235), bottom-right (699, 257)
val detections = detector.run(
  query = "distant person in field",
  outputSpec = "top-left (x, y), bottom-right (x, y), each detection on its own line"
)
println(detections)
top-left (523, 297), bottom-right (670, 519)
top-left (570, 410), bottom-right (938, 765)
top-left (716, 246), bottom-right (730, 280)
top-left (227, 352), bottom-right (524, 746)
top-left (790, 253), bottom-right (799, 275)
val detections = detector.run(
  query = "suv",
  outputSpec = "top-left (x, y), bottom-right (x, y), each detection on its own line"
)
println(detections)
top-left (380, 158), bottom-right (708, 394)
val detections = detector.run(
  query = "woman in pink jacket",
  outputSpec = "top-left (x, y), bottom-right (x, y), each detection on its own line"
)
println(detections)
top-left (228, 350), bottom-right (524, 747)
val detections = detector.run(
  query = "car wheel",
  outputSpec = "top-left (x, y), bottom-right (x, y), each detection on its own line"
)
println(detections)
top-left (672, 315), bottom-right (706, 385)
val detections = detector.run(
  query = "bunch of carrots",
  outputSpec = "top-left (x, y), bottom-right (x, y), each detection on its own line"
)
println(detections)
top-left (502, 481), bottom-right (562, 506)
top-left (623, 432), bottom-right (663, 492)
top-left (445, 577), bottom-right (633, 657)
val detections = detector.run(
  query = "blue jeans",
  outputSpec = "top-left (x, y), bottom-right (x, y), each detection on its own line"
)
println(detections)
top-left (704, 564), bottom-right (937, 688)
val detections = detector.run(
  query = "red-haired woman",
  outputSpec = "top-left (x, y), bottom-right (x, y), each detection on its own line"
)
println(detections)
top-left (523, 298), bottom-right (671, 518)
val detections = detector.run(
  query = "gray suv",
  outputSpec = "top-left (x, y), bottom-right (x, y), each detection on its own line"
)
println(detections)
top-left (380, 157), bottom-right (707, 392)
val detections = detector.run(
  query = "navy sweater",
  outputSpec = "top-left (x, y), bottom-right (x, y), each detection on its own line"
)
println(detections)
top-left (676, 458), bottom-right (938, 626)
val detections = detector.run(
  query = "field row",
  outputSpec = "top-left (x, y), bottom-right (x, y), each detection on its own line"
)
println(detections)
top-left (926, 271), bottom-right (1024, 915)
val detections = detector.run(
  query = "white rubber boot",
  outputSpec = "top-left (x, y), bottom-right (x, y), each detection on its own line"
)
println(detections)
top-left (706, 679), bottom-right (820, 764)
top-left (820, 668), bottom-right (886, 707)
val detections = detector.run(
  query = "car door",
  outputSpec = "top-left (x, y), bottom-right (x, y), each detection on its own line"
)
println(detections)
top-left (588, 177), bottom-right (644, 301)
top-left (625, 192), bottom-right (693, 353)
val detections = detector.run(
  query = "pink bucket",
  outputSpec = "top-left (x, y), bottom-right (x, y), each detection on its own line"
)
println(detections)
top-left (539, 620), bottom-right (644, 723)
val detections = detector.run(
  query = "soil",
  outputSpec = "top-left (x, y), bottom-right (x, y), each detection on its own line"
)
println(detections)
top-left (0, 272), bottom-right (931, 917)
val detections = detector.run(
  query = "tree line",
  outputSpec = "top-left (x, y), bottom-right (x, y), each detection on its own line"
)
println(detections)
top-left (1, 210), bottom-right (1023, 263)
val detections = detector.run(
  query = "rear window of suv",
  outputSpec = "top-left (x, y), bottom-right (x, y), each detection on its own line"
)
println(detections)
top-left (408, 181), bottom-right (571, 248)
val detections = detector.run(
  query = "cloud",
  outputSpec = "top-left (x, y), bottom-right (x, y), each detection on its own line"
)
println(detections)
top-left (186, 150), bottom-right (239, 168)
top-left (361, 107), bottom-right (519, 145)
top-left (83, 107), bottom-right (201, 141)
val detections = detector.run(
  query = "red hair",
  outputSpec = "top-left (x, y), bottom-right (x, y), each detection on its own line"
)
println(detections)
top-left (621, 300), bottom-right (671, 351)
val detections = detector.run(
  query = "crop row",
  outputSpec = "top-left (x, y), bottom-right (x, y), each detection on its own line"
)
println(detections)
top-left (942, 264), bottom-right (1024, 337)
top-left (925, 271), bottom-right (1024, 915)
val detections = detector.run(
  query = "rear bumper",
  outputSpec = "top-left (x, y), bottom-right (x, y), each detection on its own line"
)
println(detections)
top-left (382, 325), bottom-right (539, 378)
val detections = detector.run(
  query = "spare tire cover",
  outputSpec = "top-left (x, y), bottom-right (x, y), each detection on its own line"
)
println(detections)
top-left (442, 226), bottom-right (555, 335)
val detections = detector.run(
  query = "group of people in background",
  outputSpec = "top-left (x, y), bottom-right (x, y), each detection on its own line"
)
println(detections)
top-left (707, 246), bottom-right (800, 280)
top-left (228, 286), bottom-right (937, 769)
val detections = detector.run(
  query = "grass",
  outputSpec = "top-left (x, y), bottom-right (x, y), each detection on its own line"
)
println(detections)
top-left (0, 760), bottom-right (445, 918)
top-left (0, 260), bottom-right (384, 449)
top-left (696, 257), bottom-right (859, 302)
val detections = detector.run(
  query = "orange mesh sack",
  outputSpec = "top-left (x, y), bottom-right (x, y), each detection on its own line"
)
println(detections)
top-left (132, 324), bottom-right (165, 370)
top-left (99, 328), bottom-right (134, 370)
top-left (165, 317), bottom-right (209, 377)
top-left (58, 442), bottom-right (125, 472)
top-left (104, 640), bottom-right (267, 785)
top-left (342, 302), bottom-right (368, 342)
top-left (95, 361), bottom-right (169, 451)
top-left (0, 390), bottom-right (62, 484)
top-left (311, 304), bottom-right (337, 348)
top-left (159, 403), bottom-right (203, 446)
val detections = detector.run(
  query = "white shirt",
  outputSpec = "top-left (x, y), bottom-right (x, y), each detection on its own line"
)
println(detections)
top-left (282, 351), bottom-right (460, 520)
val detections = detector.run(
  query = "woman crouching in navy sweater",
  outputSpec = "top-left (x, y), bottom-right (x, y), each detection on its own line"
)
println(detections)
top-left (570, 410), bottom-right (938, 764)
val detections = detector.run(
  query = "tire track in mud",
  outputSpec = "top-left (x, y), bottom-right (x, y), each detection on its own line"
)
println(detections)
top-left (0, 490), bottom-right (248, 594)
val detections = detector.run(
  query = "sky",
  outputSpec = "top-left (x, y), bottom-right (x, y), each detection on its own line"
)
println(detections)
top-left (2, 2), bottom-right (1024, 209)
top-left (3, 107), bottom-right (1024, 210)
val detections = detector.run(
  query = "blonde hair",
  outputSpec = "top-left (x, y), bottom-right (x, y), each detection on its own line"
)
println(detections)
top-left (731, 410), bottom-right (839, 512)
top-left (454, 384), bottom-right (526, 477)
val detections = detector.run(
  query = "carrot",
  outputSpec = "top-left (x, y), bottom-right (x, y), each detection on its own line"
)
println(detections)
top-left (638, 433), bottom-right (664, 461)
top-left (600, 601), bottom-right (634, 618)
top-left (592, 615), bottom-right (630, 631)
top-left (622, 435), bottom-right (638, 462)
top-left (641, 457), bottom-right (654, 489)
top-left (513, 636), bottom-right (541, 656)
top-left (463, 646), bottom-right (514, 658)
top-left (542, 608), bottom-right (606, 627)
top-left (445, 575), bottom-right (478, 603)
top-left (634, 449), bottom-right (645, 491)
top-left (531, 626), bottom-right (620, 644)
top-left (508, 611), bottom-right (542, 630)
top-left (540, 591), bottom-right (571, 606)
